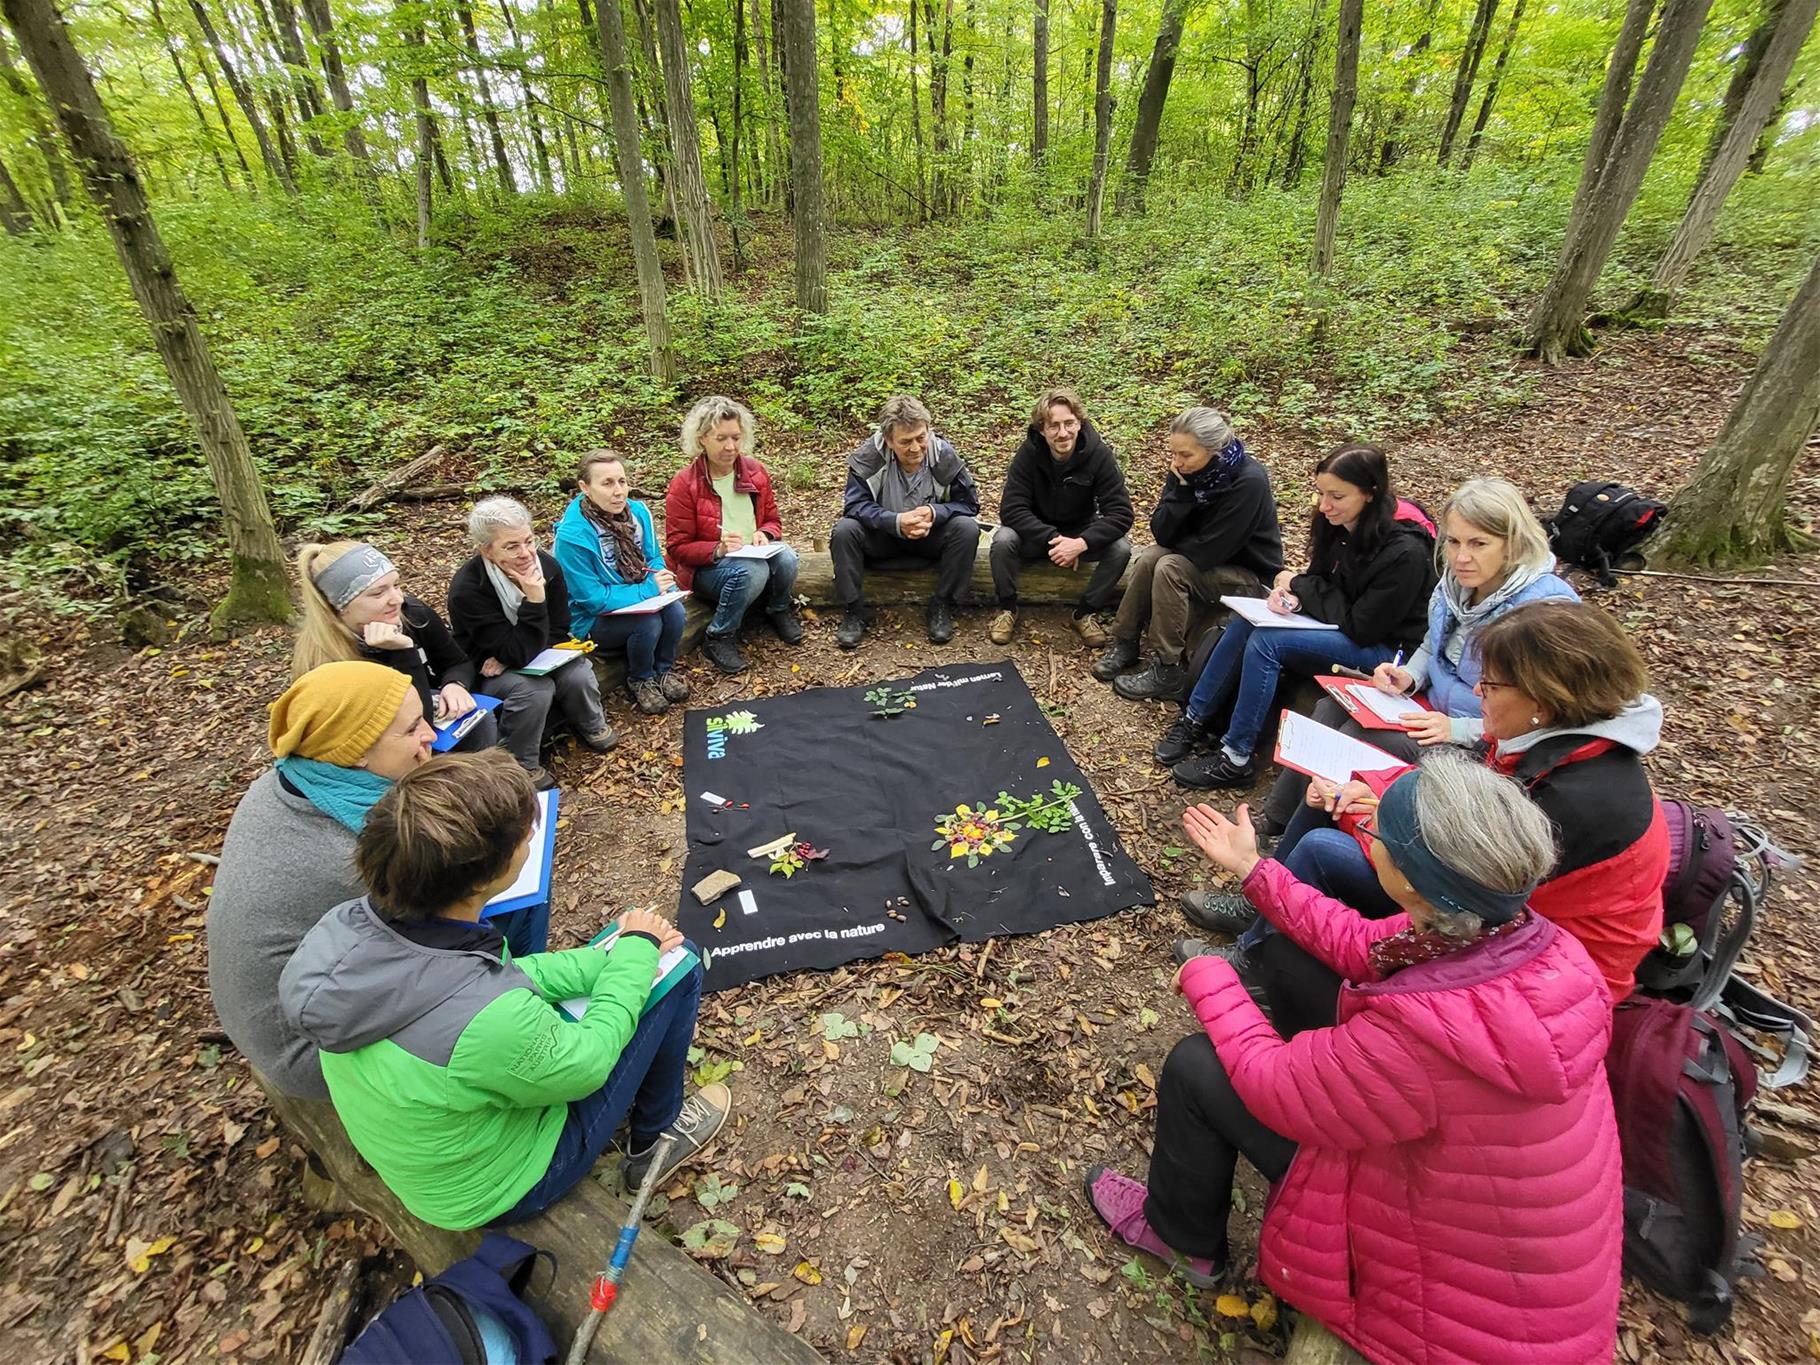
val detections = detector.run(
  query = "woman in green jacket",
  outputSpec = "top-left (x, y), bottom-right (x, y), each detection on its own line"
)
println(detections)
top-left (279, 750), bottom-right (730, 1229)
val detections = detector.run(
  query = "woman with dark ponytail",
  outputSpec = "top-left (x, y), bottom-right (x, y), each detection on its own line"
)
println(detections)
top-left (1160, 443), bottom-right (1437, 788)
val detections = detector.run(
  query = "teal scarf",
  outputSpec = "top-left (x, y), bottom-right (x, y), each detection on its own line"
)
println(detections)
top-left (275, 756), bottom-right (393, 833)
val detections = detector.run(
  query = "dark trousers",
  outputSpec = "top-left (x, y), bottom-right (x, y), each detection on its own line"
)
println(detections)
top-left (494, 952), bottom-right (703, 1224)
top-left (477, 662), bottom-right (607, 770)
top-left (488, 900), bottom-right (551, 959)
top-left (1144, 1034), bottom-right (1297, 1264)
top-left (1260, 696), bottom-right (1429, 829)
top-left (988, 526), bottom-right (1131, 613)
top-left (829, 514), bottom-right (980, 607)
top-left (587, 599), bottom-right (687, 682)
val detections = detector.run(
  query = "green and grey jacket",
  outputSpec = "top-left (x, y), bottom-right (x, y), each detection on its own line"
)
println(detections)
top-left (278, 897), bottom-right (661, 1230)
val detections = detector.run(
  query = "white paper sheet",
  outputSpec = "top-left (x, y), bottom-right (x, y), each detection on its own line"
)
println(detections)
top-left (1344, 682), bottom-right (1427, 725)
top-left (516, 645), bottom-right (587, 675)
top-left (725, 541), bottom-right (788, 560)
top-left (1219, 595), bottom-right (1341, 631)
top-left (609, 589), bottom-right (689, 615)
top-left (1274, 710), bottom-right (1398, 787)
top-left (484, 789), bottom-right (553, 909)
top-left (559, 942), bottom-right (694, 1020)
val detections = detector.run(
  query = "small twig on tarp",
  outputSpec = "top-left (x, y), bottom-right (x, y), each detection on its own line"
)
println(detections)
top-left (300, 1257), bottom-right (362, 1365)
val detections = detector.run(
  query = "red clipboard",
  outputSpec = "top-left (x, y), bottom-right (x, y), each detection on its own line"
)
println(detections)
top-left (1314, 674), bottom-right (1436, 731)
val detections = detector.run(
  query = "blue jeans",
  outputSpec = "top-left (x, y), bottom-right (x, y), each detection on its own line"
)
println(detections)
top-left (494, 949), bottom-right (704, 1224)
top-left (1184, 621), bottom-right (1395, 761)
top-left (588, 598), bottom-right (687, 682)
top-left (1238, 828), bottom-right (1399, 952)
top-left (488, 900), bottom-right (551, 958)
top-left (692, 546), bottom-right (800, 638)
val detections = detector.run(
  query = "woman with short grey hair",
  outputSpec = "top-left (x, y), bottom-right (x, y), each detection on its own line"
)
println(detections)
top-left (1086, 750), bottom-right (1622, 1360)
top-left (447, 496), bottom-right (616, 787)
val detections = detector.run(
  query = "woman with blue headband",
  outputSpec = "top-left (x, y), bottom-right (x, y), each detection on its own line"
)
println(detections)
top-left (1086, 751), bottom-right (1622, 1364)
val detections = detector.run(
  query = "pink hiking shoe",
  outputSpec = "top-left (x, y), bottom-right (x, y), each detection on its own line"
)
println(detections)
top-left (1084, 1164), bottom-right (1224, 1287)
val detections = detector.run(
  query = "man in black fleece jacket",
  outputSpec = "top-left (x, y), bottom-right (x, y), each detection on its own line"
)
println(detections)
top-left (989, 388), bottom-right (1134, 647)
top-left (1096, 407), bottom-right (1283, 701)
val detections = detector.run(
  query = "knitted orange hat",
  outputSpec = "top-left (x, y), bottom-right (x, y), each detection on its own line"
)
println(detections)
top-left (268, 661), bottom-right (413, 766)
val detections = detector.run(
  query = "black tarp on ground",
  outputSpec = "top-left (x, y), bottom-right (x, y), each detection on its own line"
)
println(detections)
top-left (678, 659), bottom-right (1154, 990)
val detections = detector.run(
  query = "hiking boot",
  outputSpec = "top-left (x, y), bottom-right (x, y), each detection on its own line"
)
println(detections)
top-left (622, 1082), bottom-right (732, 1192)
top-left (527, 765), bottom-right (558, 792)
top-left (657, 671), bottom-right (690, 703)
top-left (1154, 714), bottom-right (1209, 766)
top-left (1113, 660), bottom-right (1188, 701)
top-left (989, 608), bottom-right (1017, 645)
top-left (702, 633), bottom-right (749, 675)
top-left (1181, 891), bottom-right (1257, 937)
top-left (1091, 637), bottom-right (1140, 682)
top-left (629, 677), bottom-right (669, 715)
top-left (580, 724), bottom-right (619, 753)
top-left (1084, 1165), bottom-right (1223, 1288)
top-left (1072, 612), bottom-right (1112, 649)
top-left (1172, 750), bottom-right (1258, 789)
top-left (837, 605), bottom-right (868, 650)
top-left (926, 597), bottom-right (956, 644)
top-left (767, 610), bottom-right (805, 645)
top-left (1173, 938), bottom-right (1253, 971)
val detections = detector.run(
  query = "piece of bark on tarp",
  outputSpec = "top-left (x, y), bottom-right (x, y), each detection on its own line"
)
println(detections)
top-left (255, 1070), bottom-right (823, 1363)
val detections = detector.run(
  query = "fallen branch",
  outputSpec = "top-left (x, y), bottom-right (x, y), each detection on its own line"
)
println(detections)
top-left (0, 666), bottom-right (45, 702)
top-left (1617, 568), bottom-right (1820, 590)
top-left (341, 447), bottom-right (446, 514)
top-left (300, 1257), bottom-right (362, 1365)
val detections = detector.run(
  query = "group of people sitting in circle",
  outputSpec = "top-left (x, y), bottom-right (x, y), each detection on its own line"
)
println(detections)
top-left (204, 384), bottom-right (1669, 1362)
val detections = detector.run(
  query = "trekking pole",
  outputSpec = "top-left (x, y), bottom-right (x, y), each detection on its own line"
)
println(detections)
top-left (563, 1134), bottom-right (677, 1365)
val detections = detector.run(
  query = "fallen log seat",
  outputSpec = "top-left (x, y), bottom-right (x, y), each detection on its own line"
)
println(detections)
top-left (1285, 1316), bottom-right (1371, 1364)
top-left (257, 1073), bottom-right (824, 1364)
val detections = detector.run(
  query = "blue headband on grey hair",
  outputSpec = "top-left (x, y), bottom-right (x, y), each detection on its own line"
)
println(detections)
top-left (312, 543), bottom-right (396, 611)
top-left (1374, 771), bottom-right (1536, 927)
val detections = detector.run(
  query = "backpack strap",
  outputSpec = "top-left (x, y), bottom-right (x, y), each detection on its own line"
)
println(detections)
top-left (1688, 869), bottom-right (1754, 1014)
top-left (1716, 975), bottom-right (1814, 1090)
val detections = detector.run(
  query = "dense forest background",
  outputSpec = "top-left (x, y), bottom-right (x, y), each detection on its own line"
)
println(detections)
top-left (0, 0), bottom-right (1816, 615)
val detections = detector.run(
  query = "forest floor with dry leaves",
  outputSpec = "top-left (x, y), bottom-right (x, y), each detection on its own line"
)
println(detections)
top-left (3, 324), bottom-right (1819, 1364)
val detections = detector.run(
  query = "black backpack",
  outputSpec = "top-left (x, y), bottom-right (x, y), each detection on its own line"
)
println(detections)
top-left (1545, 480), bottom-right (1668, 585)
top-left (1608, 998), bottom-right (1762, 1334)
top-left (340, 1234), bottom-right (557, 1365)
top-left (1634, 801), bottom-right (1811, 1089)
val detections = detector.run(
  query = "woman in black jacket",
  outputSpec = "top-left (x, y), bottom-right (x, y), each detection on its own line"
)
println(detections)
top-left (1160, 444), bottom-right (1436, 787)
top-left (293, 540), bottom-right (499, 757)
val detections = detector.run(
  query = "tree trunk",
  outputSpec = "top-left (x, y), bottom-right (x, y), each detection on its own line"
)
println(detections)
top-left (1622, 0), bottom-right (1818, 318)
top-left (1113, 0), bottom-right (1186, 208)
top-left (1228, 0), bottom-right (1265, 193)
top-left (247, 0), bottom-right (322, 161)
top-left (1436, 0), bottom-right (1498, 164)
top-left (189, 0), bottom-right (295, 191)
top-left (299, 0), bottom-right (381, 189)
top-left (1084, 0), bottom-right (1116, 239)
top-left (748, 0), bottom-right (781, 205)
top-left (192, 18), bottom-right (258, 185)
top-left (778, 0), bottom-right (824, 311)
top-left (1377, 0), bottom-right (1437, 170)
top-left (1280, 0), bottom-right (1322, 188)
top-left (1311, 0), bottom-right (1362, 276)
top-left (147, 0), bottom-right (235, 189)
top-left (729, 0), bottom-right (746, 262)
top-left (1557, 0), bottom-right (1657, 267)
top-left (925, 0), bottom-right (952, 213)
top-left (1032, 0), bottom-right (1049, 175)
top-left (587, 0), bottom-right (676, 375)
top-left (497, 0), bottom-right (555, 190)
top-left (908, 0), bottom-right (925, 215)
top-left (1460, 0), bottom-right (1527, 167)
top-left (2, 0), bottom-right (291, 629)
top-left (1526, 0), bottom-right (1715, 361)
top-left (1696, 0), bottom-right (1789, 183)
top-left (267, 0), bottom-right (327, 137)
top-left (655, 0), bottom-right (725, 294)
top-left (629, 0), bottom-right (681, 240)
top-left (0, 149), bottom-right (34, 233)
top-left (400, 1), bottom-right (433, 243)
top-left (456, 0), bottom-right (520, 193)
top-left (0, 26), bottom-right (73, 211)
top-left (1657, 250), bottom-right (1820, 567)
top-left (1747, 77), bottom-right (1795, 171)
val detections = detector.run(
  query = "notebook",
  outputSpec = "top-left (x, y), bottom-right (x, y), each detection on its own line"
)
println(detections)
top-left (515, 645), bottom-right (590, 676)
top-left (1273, 710), bottom-right (1399, 788)
top-left (483, 788), bottom-right (559, 916)
top-left (725, 541), bottom-right (789, 560)
top-left (431, 692), bottom-right (503, 752)
top-left (558, 927), bottom-right (699, 1021)
top-left (609, 589), bottom-right (689, 615)
top-left (1219, 595), bottom-right (1341, 632)
top-left (1313, 675), bottom-right (1436, 730)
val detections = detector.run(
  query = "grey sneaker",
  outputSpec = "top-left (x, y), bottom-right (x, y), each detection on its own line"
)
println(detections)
top-left (622, 1081), bottom-right (731, 1191)
top-left (580, 724), bottom-right (619, 753)
top-left (1180, 891), bottom-right (1256, 936)
top-left (1091, 637), bottom-right (1140, 682)
top-left (1173, 937), bottom-right (1252, 970)
top-left (629, 677), bottom-right (668, 715)
top-left (657, 670), bottom-right (690, 703)
top-left (701, 633), bottom-right (749, 674)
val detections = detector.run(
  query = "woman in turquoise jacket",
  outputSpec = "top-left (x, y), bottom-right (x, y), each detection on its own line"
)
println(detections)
top-left (552, 449), bottom-right (690, 715)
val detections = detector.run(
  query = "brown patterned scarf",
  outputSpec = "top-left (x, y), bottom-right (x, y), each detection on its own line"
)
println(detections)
top-left (581, 496), bottom-right (647, 581)
top-left (1367, 915), bottom-right (1527, 980)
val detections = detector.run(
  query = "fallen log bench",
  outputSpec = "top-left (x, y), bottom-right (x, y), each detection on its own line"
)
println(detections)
top-left (1285, 1316), bottom-right (1371, 1364)
top-left (589, 532), bottom-right (1133, 691)
top-left (257, 1074), bottom-right (824, 1363)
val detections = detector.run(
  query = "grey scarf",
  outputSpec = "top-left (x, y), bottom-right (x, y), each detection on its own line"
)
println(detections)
top-left (876, 458), bottom-right (938, 515)
top-left (483, 558), bottom-right (525, 626)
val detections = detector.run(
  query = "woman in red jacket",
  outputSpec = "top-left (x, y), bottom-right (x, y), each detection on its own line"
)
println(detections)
top-left (664, 395), bottom-right (804, 675)
top-left (1229, 600), bottom-right (1668, 1035)
top-left (1088, 757), bottom-right (1622, 1363)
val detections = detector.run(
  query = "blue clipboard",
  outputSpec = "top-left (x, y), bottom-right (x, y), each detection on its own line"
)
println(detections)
top-left (431, 692), bottom-right (503, 752)
top-left (484, 787), bottom-right (559, 917)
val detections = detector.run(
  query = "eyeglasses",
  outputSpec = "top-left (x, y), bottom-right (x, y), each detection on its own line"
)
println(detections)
top-left (1477, 677), bottom-right (1519, 694)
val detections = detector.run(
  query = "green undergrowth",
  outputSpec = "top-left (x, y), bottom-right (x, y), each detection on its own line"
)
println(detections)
top-left (0, 158), bottom-right (1813, 609)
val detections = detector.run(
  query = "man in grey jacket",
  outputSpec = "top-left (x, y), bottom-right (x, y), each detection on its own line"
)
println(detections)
top-left (830, 394), bottom-right (982, 649)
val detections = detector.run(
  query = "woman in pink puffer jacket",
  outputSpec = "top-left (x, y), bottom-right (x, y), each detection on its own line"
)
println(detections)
top-left (1088, 752), bottom-right (1622, 1365)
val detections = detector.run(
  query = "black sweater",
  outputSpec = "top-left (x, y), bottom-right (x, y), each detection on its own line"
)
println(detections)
top-left (447, 551), bottom-right (572, 671)
top-left (999, 421), bottom-right (1135, 551)
top-left (1288, 519), bottom-right (1436, 650)
top-left (1148, 458), bottom-right (1284, 580)
top-left (360, 595), bottom-right (477, 717)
